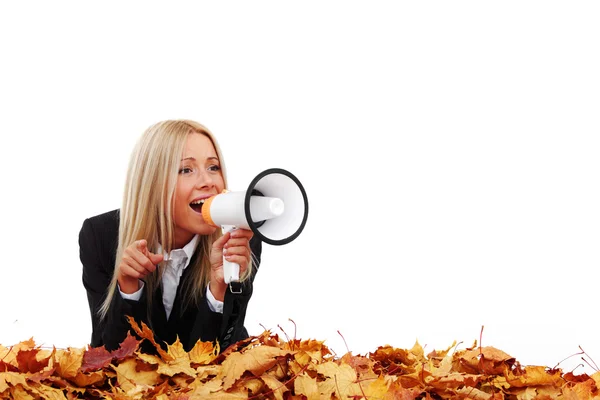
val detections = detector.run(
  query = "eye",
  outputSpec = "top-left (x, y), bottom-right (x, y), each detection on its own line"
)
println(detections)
top-left (208, 165), bottom-right (221, 172)
top-left (179, 167), bottom-right (193, 174)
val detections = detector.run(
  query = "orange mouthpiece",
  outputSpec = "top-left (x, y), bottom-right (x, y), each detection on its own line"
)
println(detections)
top-left (201, 195), bottom-right (218, 227)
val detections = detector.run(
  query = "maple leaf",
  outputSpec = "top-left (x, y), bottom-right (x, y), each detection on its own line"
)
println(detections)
top-left (126, 316), bottom-right (170, 360)
top-left (505, 365), bottom-right (564, 388)
top-left (458, 346), bottom-right (515, 375)
top-left (383, 380), bottom-right (422, 400)
top-left (0, 362), bottom-right (18, 373)
top-left (109, 332), bottom-right (141, 361)
top-left (28, 382), bottom-right (68, 400)
top-left (7, 385), bottom-right (36, 400)
top-left (156, 338), bottom-right (196, 377)
top-left (113, 358), bottom-right (161, 394)
top-left (80, 346), bottom-right (112, 373)
top-left (0, 371), bottom-right (29, 395)
top-left (189, 340), bottom-right (219, 365)
top-left (294, 375), bottom-right (320, 400)
top-left (71, 370), bottom-right (105, 388)
top-left (55, 347), bottom-right (84, 380)
top-left (261, 373), bottom-right (288, 400)
top-left (16, 348), bottom-right (50, 374)
top-left (316, 361), bottom-right (363, 398)
top-left (363, 375), bottom-right (392, 398)
top-left (0, 339), bottom-right (36, 368)
top-left (218, 346), bottom-right (291, 390)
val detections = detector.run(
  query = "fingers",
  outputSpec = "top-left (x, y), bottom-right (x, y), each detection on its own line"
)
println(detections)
top-left (119, 240), bottom-right (162, 280)
top-left (223, 230), bottom-right (253, 274)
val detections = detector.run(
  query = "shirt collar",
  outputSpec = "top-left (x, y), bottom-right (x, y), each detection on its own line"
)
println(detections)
top-left (158, 234), bottom-right (200, 268)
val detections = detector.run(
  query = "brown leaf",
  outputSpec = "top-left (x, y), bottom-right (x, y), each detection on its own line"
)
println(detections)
top-left (110, 332), bottom-right (141, 361)
top-left (80, 346), bottom-right (112, 373)
top-left (0, 361), bottom-right (19, 373)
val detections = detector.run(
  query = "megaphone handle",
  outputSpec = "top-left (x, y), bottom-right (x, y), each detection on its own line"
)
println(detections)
top-left (221, 225), bottom-right (240, 284)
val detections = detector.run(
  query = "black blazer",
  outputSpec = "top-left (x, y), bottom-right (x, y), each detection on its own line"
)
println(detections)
top-left (79, 209), bottom-right (262, 353)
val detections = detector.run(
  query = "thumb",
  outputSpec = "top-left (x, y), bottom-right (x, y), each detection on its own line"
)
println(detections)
top-left (212, 232), bottom-right (230, 251)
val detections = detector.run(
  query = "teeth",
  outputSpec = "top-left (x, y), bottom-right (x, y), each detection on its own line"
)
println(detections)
top-left (191, 199), bottom-right (206, 205)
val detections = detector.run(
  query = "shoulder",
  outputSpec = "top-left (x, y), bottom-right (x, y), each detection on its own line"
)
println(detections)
top-left (79, 209), bottom-right (120, 257)
top-left (81, 209), bottom-right (120, 235)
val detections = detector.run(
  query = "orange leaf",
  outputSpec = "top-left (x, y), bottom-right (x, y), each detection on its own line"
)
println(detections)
top-left (189, 340), bottom-right (218, 365)
top-left (125, 316), bottom-right (169, 360)
top-left (17, 349), bottom-right (50, 374)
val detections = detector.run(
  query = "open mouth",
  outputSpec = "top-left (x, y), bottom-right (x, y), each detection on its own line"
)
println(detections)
top-left (190, 199), bottom-right (205, 213)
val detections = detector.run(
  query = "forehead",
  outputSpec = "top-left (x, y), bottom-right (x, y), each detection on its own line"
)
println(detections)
top-left (182, 133), bottom-right (218, 159)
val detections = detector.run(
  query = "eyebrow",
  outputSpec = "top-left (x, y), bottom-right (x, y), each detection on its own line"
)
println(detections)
top-left (181, 156), bottom-right (219, 162)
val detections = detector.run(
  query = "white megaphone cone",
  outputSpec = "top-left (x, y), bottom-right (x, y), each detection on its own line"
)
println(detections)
top-left (201, 168), bottom-right (309, 284)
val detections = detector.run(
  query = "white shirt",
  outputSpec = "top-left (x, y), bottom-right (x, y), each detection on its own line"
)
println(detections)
top-left (119, 235), bottom-right (223, 318)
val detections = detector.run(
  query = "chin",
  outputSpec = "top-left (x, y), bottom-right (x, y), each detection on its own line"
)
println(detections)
top-left (195, 224), bottom-right (218, 236)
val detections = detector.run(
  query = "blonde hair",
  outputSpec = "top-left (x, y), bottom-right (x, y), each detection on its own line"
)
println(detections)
top-left (99, 119), bottom-right (251, 320)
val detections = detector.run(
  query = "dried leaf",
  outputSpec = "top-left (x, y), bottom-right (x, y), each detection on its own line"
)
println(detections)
top-left (55, 348), bottom-right (84, 379)
top-left (218, 346), bottom-right (290, 390)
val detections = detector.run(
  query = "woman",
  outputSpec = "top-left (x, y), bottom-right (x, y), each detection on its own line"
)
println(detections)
top-left (79, 120), bottom-right (261, 353)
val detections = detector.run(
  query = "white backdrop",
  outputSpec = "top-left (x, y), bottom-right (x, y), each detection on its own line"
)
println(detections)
top-left (1, 1), bottom-right (599, 375)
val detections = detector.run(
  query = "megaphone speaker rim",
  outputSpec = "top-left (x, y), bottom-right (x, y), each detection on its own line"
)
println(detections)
top-left (244, 168), bottom-right (309, 246)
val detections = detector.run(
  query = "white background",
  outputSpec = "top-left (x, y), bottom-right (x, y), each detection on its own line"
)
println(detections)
top-left (1, 1), bottom-right (599, 375)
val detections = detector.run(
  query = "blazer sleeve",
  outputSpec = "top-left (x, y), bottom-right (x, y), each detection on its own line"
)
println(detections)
top-left (79, 216), bottom-right (148, 351)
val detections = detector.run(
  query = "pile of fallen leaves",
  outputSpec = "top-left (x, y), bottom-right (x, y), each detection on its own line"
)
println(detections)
top-left (1, 317), bottom-right (599, 399)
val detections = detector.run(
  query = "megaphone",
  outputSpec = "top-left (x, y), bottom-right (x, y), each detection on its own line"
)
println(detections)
top-left (201, 168), bottom-right (309, 284)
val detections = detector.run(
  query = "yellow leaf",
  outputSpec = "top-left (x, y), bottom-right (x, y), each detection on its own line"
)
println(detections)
top-left (137, 352), bottom-right (162, 365)
top-left (30, 383), bottom-right (68, 400)
top-left (188, 378), bottom-right (247, 399)
top-left (238, 377), bottom-right (264, 395)
top-left (218, 346), bottom-right (290, 390)
top-left (55, 347), bottom-right (84, 379)
top-left (505, 365), bottom-right (563, 388)
top-left (294, 375), bottom-right (319, 400)
top-left (455, 386), bottom-right (493, 400)
top-left (362, 375), bottom-right (390, 398)
top-left (9, 385), bottom-right (36, 400)
top-left (113, 358), bottom-right (161, 393)
top-left (196, 365), bottom-right (221, 381)
top-left (316, 362), bottom-right (361, 398)
top-left (261, 374), bottom-right (287, 400)
top-left (0, 371), bottom-right (28, 394)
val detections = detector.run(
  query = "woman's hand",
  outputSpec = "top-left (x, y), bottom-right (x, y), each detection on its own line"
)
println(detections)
top-left (209, 229), bottom-right (254, 301)
top-left (117, 239), bottom-right (164, 294)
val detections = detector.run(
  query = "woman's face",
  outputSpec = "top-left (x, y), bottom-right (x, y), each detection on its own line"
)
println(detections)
top-left (172, 133), bottom-right (225, 248)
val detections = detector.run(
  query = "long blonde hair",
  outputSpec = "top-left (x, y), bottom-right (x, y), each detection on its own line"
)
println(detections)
top-left (99, 120), bottom-right (249, 320)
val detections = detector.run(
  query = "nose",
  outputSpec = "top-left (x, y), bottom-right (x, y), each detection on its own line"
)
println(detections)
top-left (195, 169), bottom-right (216, 190)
